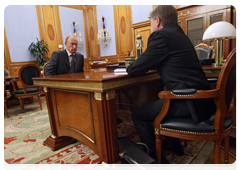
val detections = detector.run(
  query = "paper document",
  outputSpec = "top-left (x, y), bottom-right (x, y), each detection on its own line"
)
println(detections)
top-left (114, 68), bottom-right (127, 73)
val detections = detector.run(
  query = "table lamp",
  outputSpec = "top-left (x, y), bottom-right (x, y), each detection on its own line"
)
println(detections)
top-left (202, 21), bottom-right (236, 66)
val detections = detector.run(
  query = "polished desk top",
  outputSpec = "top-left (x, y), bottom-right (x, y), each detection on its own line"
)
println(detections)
top-left (33, 69), bottom-right (159, 92)
top-left (33, 65), bottom-right (222, 92)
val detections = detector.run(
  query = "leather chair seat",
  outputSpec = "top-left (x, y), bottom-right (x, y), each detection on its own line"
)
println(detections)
top-left (14, 87), bottom-right (40, 95)
top-left (5, 83), bottom-right (10, 90)
top-left (161, 115), bottom-right (233, 133)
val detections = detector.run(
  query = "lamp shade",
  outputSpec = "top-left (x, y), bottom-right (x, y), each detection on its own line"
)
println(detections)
top-left (202, 21), bottom-right (236, 41)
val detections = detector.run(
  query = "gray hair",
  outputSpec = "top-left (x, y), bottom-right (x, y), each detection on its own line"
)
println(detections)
top-left (65, 35), bottom-right (77, 43)
top-left (150, 5), bottom-right (178, 27)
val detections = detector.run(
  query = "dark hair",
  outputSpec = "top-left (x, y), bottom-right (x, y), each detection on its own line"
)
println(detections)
top-left (150, 5), bottom-right (178, 27)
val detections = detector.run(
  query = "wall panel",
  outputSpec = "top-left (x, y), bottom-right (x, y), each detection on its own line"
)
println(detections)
top-left (86, 6), bottom-right (100, 60)
top-left (116, 5), bottom-right (133, 57)
top-left (40, 5), bottom-right (61, 58)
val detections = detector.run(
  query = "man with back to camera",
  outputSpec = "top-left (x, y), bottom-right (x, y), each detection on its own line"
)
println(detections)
top-left (46, 35), bottom-right (84, 76)
top-left (127, 5), bottom-right (216, 163)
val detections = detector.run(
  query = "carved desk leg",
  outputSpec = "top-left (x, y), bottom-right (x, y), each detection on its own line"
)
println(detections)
top-left (94, 90), bottom-right (120, 163)
top-left (43, 87), bottom-right (77, 151)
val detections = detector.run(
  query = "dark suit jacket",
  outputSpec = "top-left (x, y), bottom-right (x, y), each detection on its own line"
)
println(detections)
top-left (127, 24), bottom-right (216, 121)
top-left (46, 50), bottom-right (84, 76)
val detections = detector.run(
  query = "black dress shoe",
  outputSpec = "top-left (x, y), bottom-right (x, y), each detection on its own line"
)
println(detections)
top-left (172, 145), bottom-right (184, 156)
top-left (172, 138), bottom-right (184, 156)
top-left (162, 138), bottom-right (184, 156)
top-left (116, 117), bottom-right (123, 125)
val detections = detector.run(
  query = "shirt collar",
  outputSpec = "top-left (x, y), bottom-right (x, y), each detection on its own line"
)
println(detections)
top-left (66, 49), bottom-right (75, 56)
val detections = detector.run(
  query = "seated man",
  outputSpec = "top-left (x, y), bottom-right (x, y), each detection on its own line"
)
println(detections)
top-left (127, 5), bottom-right (216, 163)
top-left (46, 35), bottom-right (84, 76)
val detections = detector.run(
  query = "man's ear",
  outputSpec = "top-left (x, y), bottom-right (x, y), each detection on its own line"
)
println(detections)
top-left (156, 17), bottom-right (163, 29)
top-left (156, 17), bottom-right (161, 27)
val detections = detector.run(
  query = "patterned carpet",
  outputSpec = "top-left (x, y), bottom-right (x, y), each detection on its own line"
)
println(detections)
top-left (4, 96), bottom-right (214, 164)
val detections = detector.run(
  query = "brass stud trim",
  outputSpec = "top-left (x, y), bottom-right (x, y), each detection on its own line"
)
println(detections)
top-left (159, 124), bottom-right (232, 135)
top-left (171, 91), bottom-right (199, 97)
top-left (160, 125), bottom-right (216, 135)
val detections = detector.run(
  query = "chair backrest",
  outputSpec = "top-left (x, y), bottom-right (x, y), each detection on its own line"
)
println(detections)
top-left (216, 48), bottom-right (236, 116)
top-left (42, 62), bottom-right (49, 78)
top-left (18, 64), bottom-right (41, 87)
top-left (198, 48), bottom-right (213, 59)
top-left (4, 69), bottom-right (10, 77)
top-left (195, 43), bottom-right (215, 59)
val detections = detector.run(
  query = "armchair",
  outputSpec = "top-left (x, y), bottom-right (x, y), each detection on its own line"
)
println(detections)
top-left (195, 43), bottom-right (215, 59)
top-left (42, 62), bottom-right (49, 78)
top-left (10, 64), bottom-right (43, 113)
top-left (195, 43), bottom-right (215, 65)
top-left (4, 80), bottom-right (9, 118)
top-left (154, 48), bottom-right (236, 164)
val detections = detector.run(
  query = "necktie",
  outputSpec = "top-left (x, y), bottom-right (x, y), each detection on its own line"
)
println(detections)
top-left (70, 54), bottom-right (75, 73)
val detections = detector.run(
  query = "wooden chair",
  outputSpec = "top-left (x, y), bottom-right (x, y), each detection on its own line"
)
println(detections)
top-left (4, 69), bottom-right (11, 90)
top-left (10, 64), bottom-right (43, 113)
top-left (4, 80), bottom-right (9, 118)
top-left (42, 62), bottom-right (49, 78)
top-left (154, 48), bottom-right (236, 164)
top-left (195, 43), bottom-right (215, 59)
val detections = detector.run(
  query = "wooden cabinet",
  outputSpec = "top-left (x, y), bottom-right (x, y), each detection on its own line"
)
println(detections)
top-left (177, 5), bottom-right (235, 59)
top-left (132, 6), bottom-right (236, 60)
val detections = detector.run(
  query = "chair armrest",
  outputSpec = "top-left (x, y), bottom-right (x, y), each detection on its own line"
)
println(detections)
top-left (158, 88), bottom-right (219, 99)
top-left (154, 88), bottom-right (220, 133)
top-left (207, 78), bottom-right (218, 84)
top-left (172, 88), bottom-right (198, 96)
top-left (9, 78), bottom-right (20, 91)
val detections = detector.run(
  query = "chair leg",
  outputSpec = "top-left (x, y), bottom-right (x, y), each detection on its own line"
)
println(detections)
top-left (4, 101), bottom-right (9, 118)
top-left (214, 141), bottom-right (221, 164)
top-left (18, 97), bottom-right (24, 113)
top-left (22, 99), bottom-right (25, 110)
top-left (156, 134), bottom-right (162, 164)
top-left (224, 136), bottom-right (230, 164)
top-left (38, 94), bottom-right (42, 110)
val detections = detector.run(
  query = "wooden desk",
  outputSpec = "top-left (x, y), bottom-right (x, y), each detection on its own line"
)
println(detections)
top-left (32, 66), bottom-right (222, 164)
top-left (33, 69), bottom-right (163, 163)
top-left (202, 65), bottom-right (222, 77)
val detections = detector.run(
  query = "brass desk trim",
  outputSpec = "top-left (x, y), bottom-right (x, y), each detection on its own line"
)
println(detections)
top-left (33, 72), bottom-right (160, 92)
top-left (203, 69), bottom-right (221, 77)
top-left (34, 70), bottom-right (218, 92)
